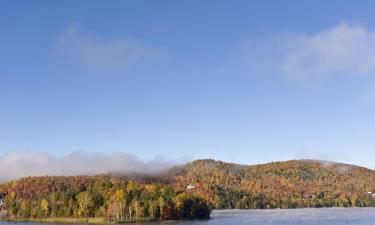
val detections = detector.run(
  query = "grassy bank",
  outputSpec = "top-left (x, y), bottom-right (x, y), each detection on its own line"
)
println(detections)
top-left (0, 217), bottom-right (172, 224)
top-left (0, 217), bottom-right (108, 224)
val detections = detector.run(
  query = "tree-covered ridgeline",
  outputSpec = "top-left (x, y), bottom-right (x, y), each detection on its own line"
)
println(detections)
top-left (171, 160), bottom-right (375, 209)
top-left (0, 177), bottom-right (211, 221)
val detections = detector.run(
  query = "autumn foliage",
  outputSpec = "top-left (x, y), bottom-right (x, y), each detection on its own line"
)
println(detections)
top-left (0, 176), bottom-right (210, 221)
top-left (1, 159), bottom-right (375, 222)
top-left (171, 159), bottom-right (375, 209)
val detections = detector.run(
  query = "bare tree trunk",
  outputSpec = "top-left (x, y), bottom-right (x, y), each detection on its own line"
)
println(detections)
top-left (129, 206), bottom-right (132, 220)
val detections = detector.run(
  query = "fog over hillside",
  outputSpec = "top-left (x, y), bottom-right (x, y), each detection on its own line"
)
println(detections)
top-left (0, 151), bottom-right (178, 183)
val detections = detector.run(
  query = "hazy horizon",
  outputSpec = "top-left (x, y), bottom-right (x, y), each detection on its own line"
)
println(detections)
top-left (0, 151), bottom-right (372, 183)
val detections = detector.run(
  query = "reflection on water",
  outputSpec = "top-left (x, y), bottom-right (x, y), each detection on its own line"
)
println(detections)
top-left (2, 208), bottom-right (375, 225)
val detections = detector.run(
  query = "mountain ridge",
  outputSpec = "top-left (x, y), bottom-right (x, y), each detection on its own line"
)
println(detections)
top-left (168, 159), bottom-right (375, 208)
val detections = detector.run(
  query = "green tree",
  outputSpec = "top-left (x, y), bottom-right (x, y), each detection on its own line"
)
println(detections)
top-left (40, 198), bottom-right (49, 217)
top-left (76, 191), bottom-right (93, 217)
top-left (147, 200), bottom-right (158, 220)
top-left (113, 189), bottom-right (126, 221)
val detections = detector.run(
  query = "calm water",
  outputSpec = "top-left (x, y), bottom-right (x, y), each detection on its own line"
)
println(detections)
top-left (2, 208), bottom-right (375, 225)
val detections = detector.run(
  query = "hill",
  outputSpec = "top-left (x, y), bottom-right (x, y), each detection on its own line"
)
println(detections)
top-left (170, 159), bottom-right (375, 208)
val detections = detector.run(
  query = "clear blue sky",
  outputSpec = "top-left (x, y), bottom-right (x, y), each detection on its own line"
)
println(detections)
top-left (2, 0), bottom-right (375, 167)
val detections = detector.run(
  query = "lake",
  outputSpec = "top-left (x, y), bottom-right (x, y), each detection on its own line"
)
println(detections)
top-left (1, 208), bottom-right (375, 225)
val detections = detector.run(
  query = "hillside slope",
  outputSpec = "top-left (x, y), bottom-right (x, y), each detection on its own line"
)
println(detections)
top-left (171, 159), bottom-right (375, 208)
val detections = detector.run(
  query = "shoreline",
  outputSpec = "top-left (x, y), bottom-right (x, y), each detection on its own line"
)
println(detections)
top-left (0, 217), bottom-right (109, 224)
top-left (211, 206), bottom-right (375, 212)
top-left (2, 208), bottom-right (375, 224)
top-left (0, 217), bottom-right (205, 224)
top-left (0, 217), bottom-right (164, 224)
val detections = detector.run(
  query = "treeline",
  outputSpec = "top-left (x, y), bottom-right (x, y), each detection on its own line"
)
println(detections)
top-left (171, 159), bottom-right (375, 209)
top-left (0, 176), bottom-right (210, 221)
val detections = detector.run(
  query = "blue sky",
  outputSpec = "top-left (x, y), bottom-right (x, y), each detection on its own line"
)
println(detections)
top-left (2, 0), bottom-right (375, 168)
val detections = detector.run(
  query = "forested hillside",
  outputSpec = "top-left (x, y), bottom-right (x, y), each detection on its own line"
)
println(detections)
top-left (171, 159), bottom-right (375, 209)
top-left (1, 159), bottom-right (375, 223)
top-left (0, 176), bottom-right (210, 222)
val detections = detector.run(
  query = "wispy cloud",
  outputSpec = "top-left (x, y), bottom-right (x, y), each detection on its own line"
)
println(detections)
top-left (0, 151), bottom-right (177, 183)
top-left (55, 26), bottom-right (166, 73)
top-left (241, 23), bottom-right (375, 80)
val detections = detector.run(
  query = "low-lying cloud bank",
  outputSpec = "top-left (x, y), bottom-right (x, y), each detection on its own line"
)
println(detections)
top-left (0, 151), bottom-right (178, 183)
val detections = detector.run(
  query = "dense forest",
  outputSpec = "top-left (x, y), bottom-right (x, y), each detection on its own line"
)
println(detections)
top-left (0, 176), bottom-right (210, 222)
top-left (1, 159), bottom-right (375, 222)
top-left (171, 160), bottom-right (375, 209)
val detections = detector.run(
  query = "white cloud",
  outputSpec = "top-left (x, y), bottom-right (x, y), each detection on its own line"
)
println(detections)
top-left (56, 26), bottom-right (165, 73)
top-left (0, 151), bottom-right (177, 183)
top-left (242, 23), bottom-right (375, 79)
